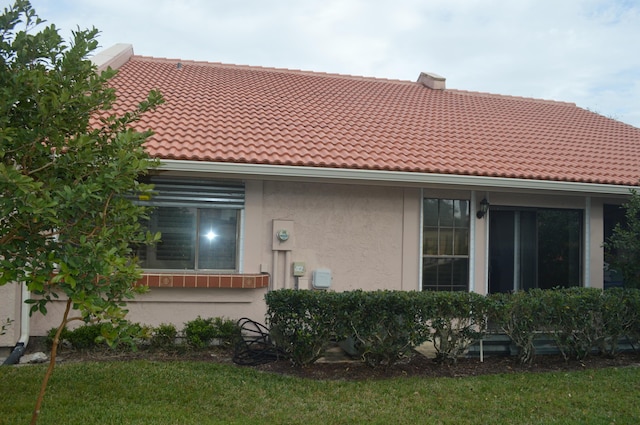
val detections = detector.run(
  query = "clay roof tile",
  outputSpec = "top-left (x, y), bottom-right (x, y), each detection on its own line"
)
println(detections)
top-left (107, 55), bottom-right (640, 186)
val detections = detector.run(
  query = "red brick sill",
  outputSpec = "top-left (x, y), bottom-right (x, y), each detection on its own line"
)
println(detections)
top-left (136, 273), bottom-right (269, 289)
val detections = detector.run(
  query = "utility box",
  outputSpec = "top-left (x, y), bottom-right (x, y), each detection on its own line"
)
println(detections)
top-left (312, 269), bottom-right (332, 289)
top-left (292, 262), bottom-right (306, 277)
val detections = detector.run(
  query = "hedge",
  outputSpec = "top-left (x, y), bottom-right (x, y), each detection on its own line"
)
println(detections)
top-left (266, 288), bottom-right (640, 367)
top-left (265, 289), bottom-right (490, 367)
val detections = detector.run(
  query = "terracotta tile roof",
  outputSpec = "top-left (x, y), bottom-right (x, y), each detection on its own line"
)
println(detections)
top-left (107, 55), bottom-right (640, 186)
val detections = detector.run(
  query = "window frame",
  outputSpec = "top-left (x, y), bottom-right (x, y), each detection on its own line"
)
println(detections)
top-left (422, 198), bottom-right (471, 291)
top-left (134, 177), bottom-right (244, 273)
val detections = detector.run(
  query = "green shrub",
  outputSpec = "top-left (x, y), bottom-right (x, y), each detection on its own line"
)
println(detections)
top-left (184, 316), bottom-right (240, 349)
top-left (151, 323), bottom-right (178, 349)
top-left (338, 290), bottom-right (431, 367)
top-left (45, 326), bottom-right (73, 350)
top-left (266, 287), bottom-right (640, 368)
top-left (487, 289), bottom-right (545, 364)
top-left (603, 188), bottom-right (640, 289)
top-left (184, 317), bottom-right (217, 349)
top-left (266, 289), bottom-right (339, 366)
top-left (100, 321), bottom-right (152, 351)
top-left (488, 287), bottom-right (640, 362)
top-left (425, 291), bottom-right (489, 364)
top-left (622, 288), bottom-right (640, 348)
top-left (537, 288), bottom-right (606, 361)
top-left (210, 317), bottom-right (241, 347)
top-left (67, 323), bottom-right (105, 350)
top-left (599, 287), bottom-right (633, 356)
top-left (46, 321), bottom-right (151, 351)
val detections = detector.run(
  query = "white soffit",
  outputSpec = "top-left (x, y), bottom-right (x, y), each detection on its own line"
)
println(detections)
top-left (159, 159), bottom-right (636, 196)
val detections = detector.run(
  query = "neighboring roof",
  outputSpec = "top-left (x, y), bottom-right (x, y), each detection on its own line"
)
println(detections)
top-left (103, 47), bottom-right (640, 186)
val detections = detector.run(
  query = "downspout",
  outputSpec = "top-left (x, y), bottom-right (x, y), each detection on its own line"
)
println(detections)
top-left (2, 283), bottom-right (30, 365)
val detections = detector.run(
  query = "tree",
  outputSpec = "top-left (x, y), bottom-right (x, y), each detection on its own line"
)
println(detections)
top-left (604, 189), bottom-right (640, 289)
top-left (0, 1), bottom-right (162, 423)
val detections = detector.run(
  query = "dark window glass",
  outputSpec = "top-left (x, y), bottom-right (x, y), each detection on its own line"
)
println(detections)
top-left (488, 208), bottom-right (582, 293)
top-left (423, 198), bottom-right (470, 291)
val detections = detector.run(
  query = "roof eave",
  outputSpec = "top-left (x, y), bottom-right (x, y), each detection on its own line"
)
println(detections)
top-left (158, 159), bottom-right (636, 196)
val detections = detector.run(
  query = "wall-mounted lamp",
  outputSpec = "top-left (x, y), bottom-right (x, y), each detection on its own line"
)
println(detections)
top-left (476, 198), bottom-right (490, 219)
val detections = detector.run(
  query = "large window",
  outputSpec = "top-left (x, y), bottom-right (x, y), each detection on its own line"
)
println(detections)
top-left (422, 199), bottom-right (470, 291)
top-left (136, 178), bottom-right (244, 272)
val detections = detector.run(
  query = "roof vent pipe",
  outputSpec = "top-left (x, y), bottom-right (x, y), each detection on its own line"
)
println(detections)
top-left (417, 72), bottom-right (446, 90)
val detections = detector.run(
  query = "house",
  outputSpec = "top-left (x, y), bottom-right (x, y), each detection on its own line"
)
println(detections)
top-left (3, 43), bottom-right (640, 349)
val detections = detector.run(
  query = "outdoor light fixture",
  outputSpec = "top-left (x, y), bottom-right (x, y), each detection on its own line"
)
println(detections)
top-left (476, 198), bottom-right (490, 219)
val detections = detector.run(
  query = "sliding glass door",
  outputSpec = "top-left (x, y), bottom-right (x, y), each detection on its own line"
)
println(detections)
top-left (488, 208), bottom-right (582, 293)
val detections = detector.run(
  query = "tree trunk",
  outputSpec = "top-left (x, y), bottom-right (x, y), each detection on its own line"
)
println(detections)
top-left (30, 298), bottom-right (72, 425)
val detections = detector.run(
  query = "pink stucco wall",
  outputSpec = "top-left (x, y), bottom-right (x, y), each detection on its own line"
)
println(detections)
top-left (4, 178), bottom-right (623, 340)
top-left (258, 181), bottom-right (421, 292)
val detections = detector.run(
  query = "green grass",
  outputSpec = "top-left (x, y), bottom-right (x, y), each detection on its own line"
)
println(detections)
top-left (1, 361), bottom-right (639, 424)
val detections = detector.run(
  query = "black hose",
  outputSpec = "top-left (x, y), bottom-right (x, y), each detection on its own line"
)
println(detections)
top-left (2, 342), bottom-right (25, 366)
top-left (232, 318), bottom-right (286, 366)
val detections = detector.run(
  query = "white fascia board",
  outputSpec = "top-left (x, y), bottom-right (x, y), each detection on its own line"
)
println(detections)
top-left (158, 159), bottom-right (636, 196)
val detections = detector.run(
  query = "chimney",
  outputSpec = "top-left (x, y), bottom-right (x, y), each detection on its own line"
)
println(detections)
top-left (417, 72), bottom-right (446, 90)
top-left (91, 43), bottom-right (134, 72)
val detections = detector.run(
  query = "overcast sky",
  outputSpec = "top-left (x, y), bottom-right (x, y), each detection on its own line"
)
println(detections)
top-left (23, 0), bottom-right (640, 127)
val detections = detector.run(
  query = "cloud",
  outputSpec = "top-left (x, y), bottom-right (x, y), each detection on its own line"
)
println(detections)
top-left (25, 0), bottom-right (640, 127)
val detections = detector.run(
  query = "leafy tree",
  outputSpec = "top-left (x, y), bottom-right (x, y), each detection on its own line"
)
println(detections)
top-left (604, 189), bottom-right (640, 289)
top-left (0, 1), bottom-right (162, 423)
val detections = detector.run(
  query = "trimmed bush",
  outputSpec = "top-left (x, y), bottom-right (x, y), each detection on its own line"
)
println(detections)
top-left (184, 316), bottom-right (240, 349)
top-left (599, 287), bottom-right (635, 356)
top-left (150, 323), bottom-right (178, 349)
top-left (67, 323), bottom-right (104, 350)
top-left (539, 288), bottom-right (611, 361)
top-left (46, 326), bottom-right (73, 350)
top-left (338, 290), bottom-right (431, 367)
top-left (487, 289), bottom-right (545, 364)
top-left (265, 289), bottom-right (483, 367)
top-left (488, 287), bottom-right (640, 362)
top-left (424, 291), bottom-right (489, 364)
top-left (623, 288), bottom-right (640, 348)
top-left (265, 289), bottom-right (339, 366)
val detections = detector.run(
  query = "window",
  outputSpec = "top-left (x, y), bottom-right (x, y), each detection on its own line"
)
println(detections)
top-left (488, 208), bottom-right (582, 293)
top-left (422, 199), bottom-right (470, 291)
top-left (135, 178), bottom-right (244, 272)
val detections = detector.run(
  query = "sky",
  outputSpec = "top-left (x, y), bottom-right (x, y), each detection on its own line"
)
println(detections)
top-left (19, 0), bottom-right (640, 128)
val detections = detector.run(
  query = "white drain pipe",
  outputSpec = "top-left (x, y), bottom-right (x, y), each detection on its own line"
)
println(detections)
top-left (2, 283), bottom-right (30, 365)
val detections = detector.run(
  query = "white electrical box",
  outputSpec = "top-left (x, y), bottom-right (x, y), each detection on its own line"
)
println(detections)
top-left (292, 262), bottom-right (306, 277)
top-left (312, 269), bottom-right (332, 289)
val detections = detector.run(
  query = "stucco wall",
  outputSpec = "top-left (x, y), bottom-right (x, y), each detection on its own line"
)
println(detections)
top-left (259, 181), bottom-right (420, 292)
top-left (10, 177), bottom-right (628, 340)
top-left (29, 287), bottom-right (268, 336)
top-left (26, 180), bottom-right (422, 337)
top-left (0, 283), bottom-right (21, 349)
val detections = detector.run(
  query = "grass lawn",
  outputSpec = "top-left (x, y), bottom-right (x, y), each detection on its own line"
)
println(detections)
top-left (1, 360), bottom-right (639, 424)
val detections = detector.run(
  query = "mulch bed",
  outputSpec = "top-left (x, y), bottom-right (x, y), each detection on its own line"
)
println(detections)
top-left (49, 346), bottom-right (640, 381)
top-left (254, 351), bottom-right (640, 381)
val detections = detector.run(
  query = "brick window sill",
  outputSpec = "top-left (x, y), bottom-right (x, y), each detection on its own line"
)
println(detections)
top-left (136, 273), bottom-right (269, 289)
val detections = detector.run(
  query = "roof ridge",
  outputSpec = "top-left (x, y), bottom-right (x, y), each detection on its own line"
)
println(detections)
top-left (129, 55), bottom-right (577, 106)
top-left (447, 88), bottom-right (576, 106)
top-left (129, 55), bottom-right (415, 85)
